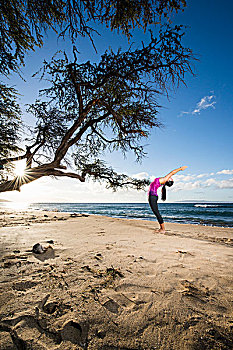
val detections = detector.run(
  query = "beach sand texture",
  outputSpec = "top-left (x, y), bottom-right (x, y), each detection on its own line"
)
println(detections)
top-left (0, 209), bottom-right (233, 350)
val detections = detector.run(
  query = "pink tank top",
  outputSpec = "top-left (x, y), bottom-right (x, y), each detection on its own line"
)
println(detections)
top-left (149, 177), bottom-right (161, 196)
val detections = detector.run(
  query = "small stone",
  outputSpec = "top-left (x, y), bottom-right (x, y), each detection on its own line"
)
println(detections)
top-left (46, 240), bottom-right (54, 244)
top-left (32, 243), bottom-right (46, 254)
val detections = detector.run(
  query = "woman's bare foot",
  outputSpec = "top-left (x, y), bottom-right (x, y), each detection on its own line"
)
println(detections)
top-left (158, 223), bottom-right (165, 233)
top-left (158, 228), bottom-right (166, 233)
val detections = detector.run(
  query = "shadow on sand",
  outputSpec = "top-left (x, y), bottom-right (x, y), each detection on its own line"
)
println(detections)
top-left (33, 246), bottom-right (56, 261)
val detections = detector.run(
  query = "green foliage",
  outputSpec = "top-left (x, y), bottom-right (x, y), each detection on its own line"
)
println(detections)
top-left (0, 0), bottom-right (64, 75)
top-left (0, 84), bottom-right (23, 181)
top-left (75, 158), bottom-right (151, 191)
top-left (0, 0), bottom-right (186, 75)
top-left (97, 0), bottom-right (186, 37)
top-left (0, 84), bottom-right (22, 157)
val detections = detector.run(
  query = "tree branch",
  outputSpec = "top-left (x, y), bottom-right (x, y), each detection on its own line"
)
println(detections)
top-left (91, 126), bottom-right (124, 144)
top-left (53, 98), bottom-right (99, 163)
top-left (68, 112), bottom-right (110, 147)
top-left (49, 169), bottom-right (85, 181)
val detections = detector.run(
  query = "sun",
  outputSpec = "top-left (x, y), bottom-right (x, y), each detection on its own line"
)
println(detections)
top-left (14, 160), bottom-right (26, 177)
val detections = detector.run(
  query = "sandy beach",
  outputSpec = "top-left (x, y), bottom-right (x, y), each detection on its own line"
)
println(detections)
top-left (0, 209), bottom-right (233, 350)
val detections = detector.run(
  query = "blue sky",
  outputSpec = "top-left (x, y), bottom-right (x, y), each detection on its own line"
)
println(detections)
top-left (2, 0), bottom-right (233, 203)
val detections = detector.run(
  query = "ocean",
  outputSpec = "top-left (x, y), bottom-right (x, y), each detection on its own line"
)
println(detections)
top-left (3, 202), bottom-right (232, 228)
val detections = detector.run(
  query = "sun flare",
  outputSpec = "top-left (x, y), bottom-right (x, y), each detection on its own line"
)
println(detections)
top-left (14, 160), bottom-right (26, 177)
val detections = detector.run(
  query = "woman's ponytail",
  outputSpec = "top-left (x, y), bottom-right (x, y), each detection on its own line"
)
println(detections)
top-left (161, 180), bottom-right (173, 201)
top-left (161, 185), bottom-right (166, 201)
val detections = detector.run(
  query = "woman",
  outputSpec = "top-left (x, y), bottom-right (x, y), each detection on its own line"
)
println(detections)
top-left (148, 166), bottom-right (188, 233)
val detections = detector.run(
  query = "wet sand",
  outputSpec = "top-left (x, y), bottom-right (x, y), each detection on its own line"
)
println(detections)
top-left (0, 209), bottom-right (233, 349)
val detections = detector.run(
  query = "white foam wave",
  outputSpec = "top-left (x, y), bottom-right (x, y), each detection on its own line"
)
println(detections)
top-left (194, 204), bottom-right (219, 208)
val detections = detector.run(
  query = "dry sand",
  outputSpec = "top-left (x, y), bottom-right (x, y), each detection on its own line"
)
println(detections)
top-left (0, 209), bottom-right (233, 350)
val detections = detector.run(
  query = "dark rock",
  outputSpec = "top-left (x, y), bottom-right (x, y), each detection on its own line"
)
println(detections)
top-left (32, 243), bottom-right (46, 254)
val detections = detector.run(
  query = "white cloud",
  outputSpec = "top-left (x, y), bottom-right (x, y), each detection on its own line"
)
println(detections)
top-left (202, 178), bottom-right (233, 189)
top-left (217, 169), bottom-right (233, 175)
top-left (203, 178), bottom-right (218, 187)
top-left (169, 177), bottom-right (233, 192)
top-left (196, 173), bottom-right (210, 178)
top-left (192, 95), bottom-right (216, 114)
top-left (175, 173), bottom-right (211, 181)
top-left (217, 179), bottom-right (233, 189)
top-left (180, 94), bottom-right (216, 116)
top-left (171, 180), bottom-right (202, 192)
top-left (175, 174), bottom-right (196, 181)
top-left (132, 172), bottom-right (149, 179)
top-left (168, 171), bottom-right (233, 192)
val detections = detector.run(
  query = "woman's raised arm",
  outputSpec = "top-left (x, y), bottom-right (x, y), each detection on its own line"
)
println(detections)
top-left (159, 166), bottom-right (188, 185)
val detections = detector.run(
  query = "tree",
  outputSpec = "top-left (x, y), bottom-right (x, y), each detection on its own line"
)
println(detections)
top-left (0, 25), bottom-right (194, 193)
top-left (1, 0), bottom-right (186, 75)
top-left (0, 1), bottom-right (188, 184)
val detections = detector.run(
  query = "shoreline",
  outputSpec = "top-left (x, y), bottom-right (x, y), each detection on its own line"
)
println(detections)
top-left (0, 209), bottom-right (233, 349)
top-left (1, 204), bottom-right (232, 229)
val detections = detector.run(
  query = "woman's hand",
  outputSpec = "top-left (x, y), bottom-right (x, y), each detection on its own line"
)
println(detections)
top-left (180, 166), bottom-right (188, 171)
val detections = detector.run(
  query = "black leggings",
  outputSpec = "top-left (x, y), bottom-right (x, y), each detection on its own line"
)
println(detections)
top-left (148, 194), bottom-right (164, 224)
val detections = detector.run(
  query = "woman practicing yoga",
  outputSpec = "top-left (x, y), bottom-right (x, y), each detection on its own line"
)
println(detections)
top-left (148, 166), bottom-right (188, 233)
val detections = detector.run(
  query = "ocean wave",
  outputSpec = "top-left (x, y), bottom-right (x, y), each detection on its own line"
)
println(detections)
top-left (8, 202), bottom-right (231, 228)
top-left (194, 204), bottom-right (220, 208)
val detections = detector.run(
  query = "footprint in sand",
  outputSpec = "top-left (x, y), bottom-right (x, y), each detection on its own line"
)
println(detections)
top-left (111, 293), bottom-right (139, 310)
top-left (38, 294), bottom-right (73, 316)
top-left (42, 301), bottom-right (58, 314)
top-left (12, 280), bottom-right (38, 291)
top-left (61, 320), bottom-right (89, 347)
top-left (103, 299), bottom-right (120, 314)
top-left (103, 291), bottom-right (153, 315)
top-left (179, 280), bottom-right (210, 302)
top-left (2, 310), bottom-right (88, 348)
